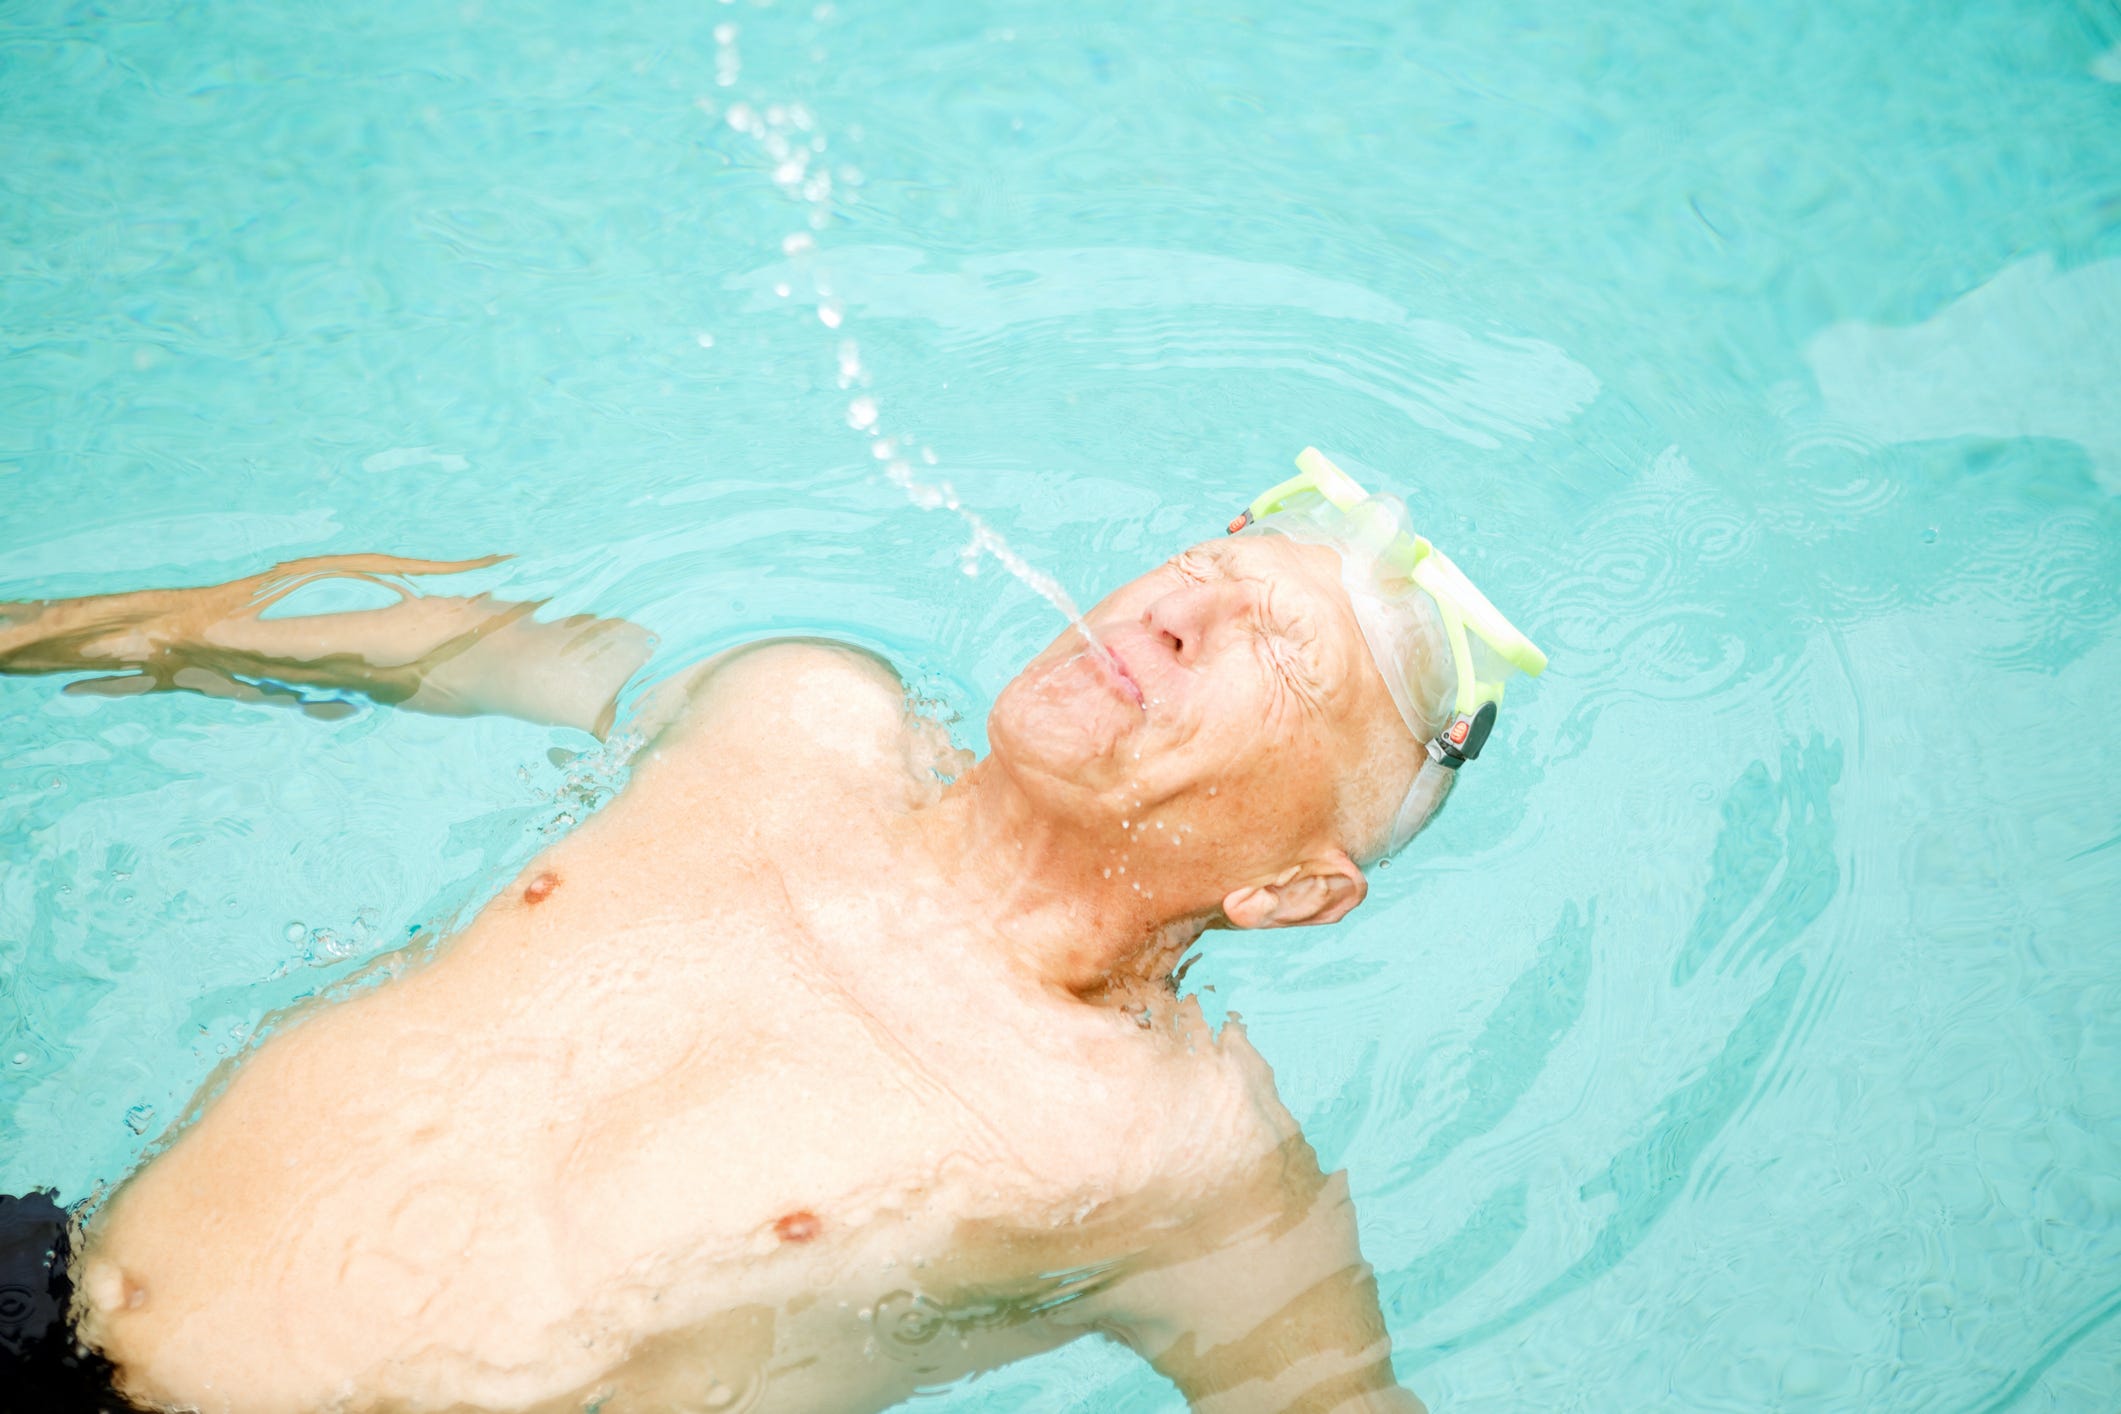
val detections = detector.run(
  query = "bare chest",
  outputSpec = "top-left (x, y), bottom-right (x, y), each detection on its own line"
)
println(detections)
top-left (83, 819), bottom-right (1254, 1414)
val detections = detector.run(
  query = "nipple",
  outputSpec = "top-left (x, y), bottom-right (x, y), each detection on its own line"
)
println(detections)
top-left (773, 1210), bottom-right (822, 1244)
top-left (83, 1259), bottom-right (147, 1314)
top-left (522, 871), bottom-right (559, 905)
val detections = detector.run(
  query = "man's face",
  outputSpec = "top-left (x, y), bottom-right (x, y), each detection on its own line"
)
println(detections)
top-left (988, 534), bottom-right (1417, 875)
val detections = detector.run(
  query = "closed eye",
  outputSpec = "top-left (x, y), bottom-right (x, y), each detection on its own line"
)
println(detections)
top-left (1253, 590), bottom-right (1324, 697)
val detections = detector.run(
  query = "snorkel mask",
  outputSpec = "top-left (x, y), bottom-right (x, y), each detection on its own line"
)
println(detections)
top-left (1229, 448), bottom-right (1548, 853)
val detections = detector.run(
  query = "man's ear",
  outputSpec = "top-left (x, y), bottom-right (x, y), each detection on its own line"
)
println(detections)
top-left (1220, 849), bottom-right (1368, 930)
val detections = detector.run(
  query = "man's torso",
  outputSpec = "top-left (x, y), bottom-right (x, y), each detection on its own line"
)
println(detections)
top-left (76, 644), bottom-right (1290, 1414)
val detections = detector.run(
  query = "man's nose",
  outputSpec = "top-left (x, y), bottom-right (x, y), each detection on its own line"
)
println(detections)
top-left (1142, 586), bottom-right (1225, 665)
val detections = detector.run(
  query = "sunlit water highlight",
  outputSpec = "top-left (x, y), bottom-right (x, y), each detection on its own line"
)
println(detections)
top-left (1, 2), bottom-right (2118, 1411)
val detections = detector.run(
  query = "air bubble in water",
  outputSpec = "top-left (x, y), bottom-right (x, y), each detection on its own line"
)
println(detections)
top-left (847, 396), bottom-right (879, 431)
top-left (284, 921), bottom-right (305, 943)
top-left (713, 22), bottom-right (740, 86)
top-left (817, 299), bottom-right (844, 329)
top-left (695, 331), bottom-right (716, 348)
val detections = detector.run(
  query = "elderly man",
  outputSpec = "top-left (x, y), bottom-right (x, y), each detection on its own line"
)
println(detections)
top-left (0, 452), bottom-right (1543, 1414)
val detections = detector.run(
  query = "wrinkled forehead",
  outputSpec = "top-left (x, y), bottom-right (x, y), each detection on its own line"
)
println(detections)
top-left (1188, 531), bottom-right (1346, 598)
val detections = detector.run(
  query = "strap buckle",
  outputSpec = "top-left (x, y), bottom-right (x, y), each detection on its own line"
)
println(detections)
top-left (1425, 701), bottom-right (1496, 770)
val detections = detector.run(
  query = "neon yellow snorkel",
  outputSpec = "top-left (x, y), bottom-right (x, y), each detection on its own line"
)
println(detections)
top-left (1229, 448), bottom-right (1548, 794)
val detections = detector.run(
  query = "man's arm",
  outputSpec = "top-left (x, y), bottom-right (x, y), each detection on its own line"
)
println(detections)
top-left (0, 554), bottom-right (654, 738)
top-left (1098, 1134), bottom-right (1426, 1414)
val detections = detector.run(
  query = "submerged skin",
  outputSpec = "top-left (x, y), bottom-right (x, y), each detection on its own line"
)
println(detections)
top-left (0, 537), bottom-right (1429, 1414)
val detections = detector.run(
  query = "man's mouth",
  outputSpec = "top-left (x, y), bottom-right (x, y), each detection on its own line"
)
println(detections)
top-left (1086, 642), bottom-right (1146, 709)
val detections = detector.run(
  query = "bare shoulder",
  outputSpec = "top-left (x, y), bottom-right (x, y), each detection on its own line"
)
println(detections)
top-left (1151, 1001), bottom-right (1305, 1182)
top-left (629, 637), bottom-right (908, 762)
top-left (1043, 997), bottom-right (1301, 1206)
top-left (619, 637), bottom-right (963, 815)
top-left (640, 637), bottom-right (903, 730)
top-left (1070, 1012), bottom-right (1410, 1413)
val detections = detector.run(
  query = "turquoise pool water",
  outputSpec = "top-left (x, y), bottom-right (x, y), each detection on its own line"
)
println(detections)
top-left (3, 1), bottom-right (2119, 1408)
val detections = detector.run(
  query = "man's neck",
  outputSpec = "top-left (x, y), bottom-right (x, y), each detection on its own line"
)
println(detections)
top-left (895, 759), bottom-right (1215, 1000)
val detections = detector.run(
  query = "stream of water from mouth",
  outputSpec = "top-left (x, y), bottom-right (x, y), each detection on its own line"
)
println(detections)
top-left (718, 90), bottom-right (1123, 680)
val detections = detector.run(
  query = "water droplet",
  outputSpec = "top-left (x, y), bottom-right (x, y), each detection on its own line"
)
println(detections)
top-left (1921, 527), bottom-right (1939, 544)
top-left (773, 281), bottom-right (792, 298)
top-left (694, 331), bottom-right (716, 348)
top-left (9, 1052), bottom-right (29, 1067)
top-left (284, 921), bottom-right (305, 943)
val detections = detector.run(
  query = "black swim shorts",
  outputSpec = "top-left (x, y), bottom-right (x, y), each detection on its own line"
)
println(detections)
top-left (0, 1190), bottom-right (141, 1414)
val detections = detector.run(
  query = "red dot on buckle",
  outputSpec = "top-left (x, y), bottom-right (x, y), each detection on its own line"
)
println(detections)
top-left (1448, 721), bottom-right (1469, 744)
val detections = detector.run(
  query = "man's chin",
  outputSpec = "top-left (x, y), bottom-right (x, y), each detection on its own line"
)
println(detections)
top-left (993, 655), bottom-right (1140, 768)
